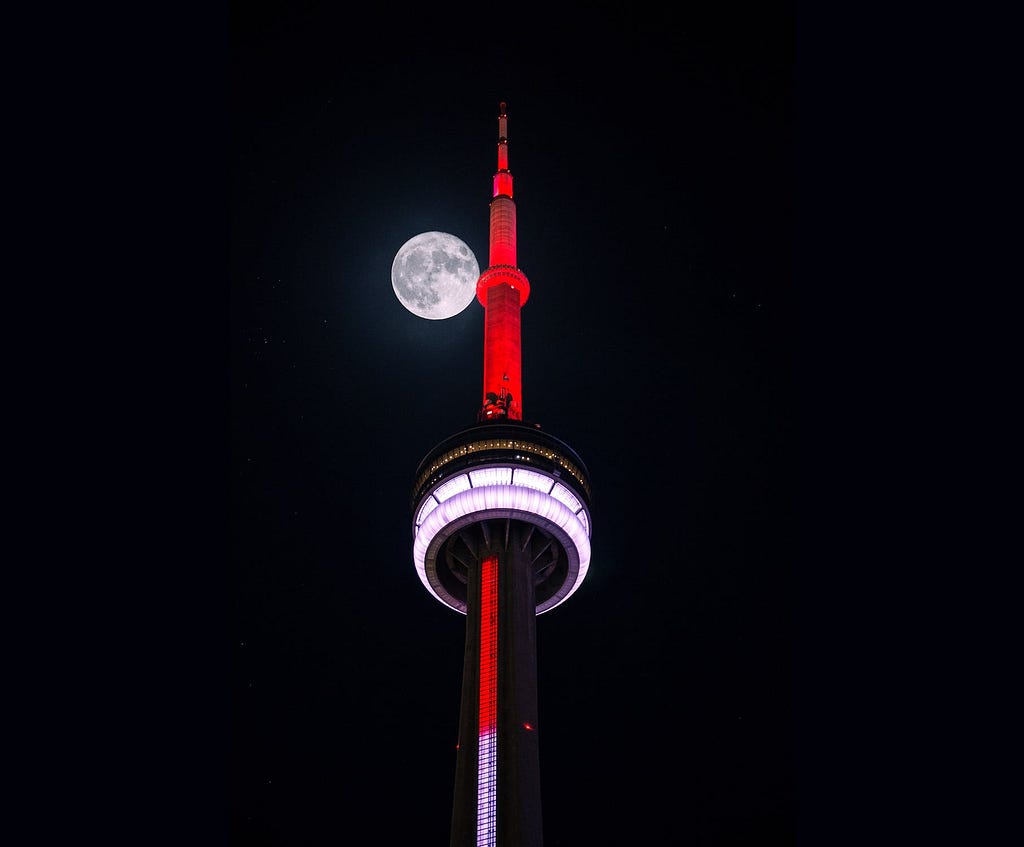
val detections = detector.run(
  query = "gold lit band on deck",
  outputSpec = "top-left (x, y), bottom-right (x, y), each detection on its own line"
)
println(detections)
top-left (414, 437), bottom-right (591, 501)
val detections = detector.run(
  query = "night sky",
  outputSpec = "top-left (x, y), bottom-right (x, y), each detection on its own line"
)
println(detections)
top-left (227, 3), bottom-right (795, 844)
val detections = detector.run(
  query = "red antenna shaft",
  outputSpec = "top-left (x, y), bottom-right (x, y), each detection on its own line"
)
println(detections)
top-left (476, 101), bottom-right (531, 422)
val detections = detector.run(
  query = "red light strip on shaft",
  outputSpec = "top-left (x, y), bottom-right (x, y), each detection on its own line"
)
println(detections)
top-left (477, 554), bottom-right (498, 847)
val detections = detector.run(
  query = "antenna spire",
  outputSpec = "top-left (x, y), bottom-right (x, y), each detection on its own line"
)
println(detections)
top-left (476, 101), bottom-right (530, 421)
top-left (494, 102), bottom-right (511, 198)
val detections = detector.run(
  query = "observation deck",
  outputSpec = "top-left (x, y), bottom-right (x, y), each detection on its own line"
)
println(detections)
top-left (411, 421), bottom-right (593, 615)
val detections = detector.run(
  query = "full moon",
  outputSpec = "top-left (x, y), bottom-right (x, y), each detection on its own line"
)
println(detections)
top-left (391, 231), bottom-right (480, 320)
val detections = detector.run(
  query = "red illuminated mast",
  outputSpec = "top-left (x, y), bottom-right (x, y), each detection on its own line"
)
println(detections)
top-left (477, 101), bottom-right (530, 422)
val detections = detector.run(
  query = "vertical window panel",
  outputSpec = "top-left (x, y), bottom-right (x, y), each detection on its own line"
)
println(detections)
top-left (435, 474), bottom-right (472, 502)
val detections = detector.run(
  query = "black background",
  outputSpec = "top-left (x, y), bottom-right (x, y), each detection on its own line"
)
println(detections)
top-left (225, 3), bottom-right (795, 845)
top-left (20, 1), bottom-right (1000, 843)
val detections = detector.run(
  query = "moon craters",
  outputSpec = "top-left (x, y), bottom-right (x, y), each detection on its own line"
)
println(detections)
top-left (392, 232), bottom-right (480, 320)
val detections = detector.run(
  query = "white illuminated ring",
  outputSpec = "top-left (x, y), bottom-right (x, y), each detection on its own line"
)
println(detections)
top-left (413, 468), bottom-right (592, 615)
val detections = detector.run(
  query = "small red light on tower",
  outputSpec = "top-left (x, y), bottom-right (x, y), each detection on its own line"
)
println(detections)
top-left (523, 722), bottom-right (534, 731)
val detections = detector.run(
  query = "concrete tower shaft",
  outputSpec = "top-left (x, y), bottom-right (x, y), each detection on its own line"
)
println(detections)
top-left (411, 102), bottom-right (592, 847)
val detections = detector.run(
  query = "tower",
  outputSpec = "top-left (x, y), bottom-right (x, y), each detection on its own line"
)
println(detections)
top-left (410, 103), bottom-right (594, 847)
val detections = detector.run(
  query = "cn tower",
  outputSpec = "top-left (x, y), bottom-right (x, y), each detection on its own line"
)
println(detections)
top-left (410, 102), bottom-right (594, 847)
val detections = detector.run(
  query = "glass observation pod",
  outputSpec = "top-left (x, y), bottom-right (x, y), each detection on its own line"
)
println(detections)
top-left (411, 422), bottom-right (593, 616)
